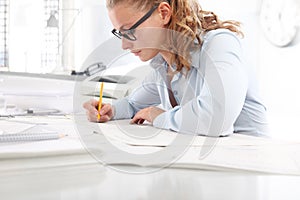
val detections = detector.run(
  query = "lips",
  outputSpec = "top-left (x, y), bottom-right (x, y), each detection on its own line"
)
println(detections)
top-left (131, 50), bottom-right (141, 56)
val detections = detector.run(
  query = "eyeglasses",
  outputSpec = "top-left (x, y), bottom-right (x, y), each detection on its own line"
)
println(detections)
top-left (111, 5), bottom-right (158, 41)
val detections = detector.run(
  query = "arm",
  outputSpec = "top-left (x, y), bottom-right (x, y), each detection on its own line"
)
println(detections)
top-left (152, 31), bottom-right (248, 136)
top-left (83, 69), bottom-right (162, 123)
top-left (112, 69), bottom-right (162, 120)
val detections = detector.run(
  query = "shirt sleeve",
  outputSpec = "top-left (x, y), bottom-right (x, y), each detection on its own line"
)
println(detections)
top-left (153, 31), bottom-right (248, 137)
top-left (112, 69), bottom-right (162, 120)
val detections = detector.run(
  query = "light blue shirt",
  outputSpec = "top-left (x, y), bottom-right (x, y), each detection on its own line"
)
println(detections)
top-left (112, 29), bottom-right (268, 137)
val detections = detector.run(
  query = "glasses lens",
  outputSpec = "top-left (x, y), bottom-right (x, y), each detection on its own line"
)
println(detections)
top-left (112, 29), bottom-right (122, 39)
top-left (112, 29), bottom-right (137, 41)
top-left (123, 29), bottom-right (136, 41)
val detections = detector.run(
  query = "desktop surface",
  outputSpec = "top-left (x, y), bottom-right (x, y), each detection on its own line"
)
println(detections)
top-left (1, 108), bottom-right (300, 200)
top-left (0, 162), bottom-right (300, 200)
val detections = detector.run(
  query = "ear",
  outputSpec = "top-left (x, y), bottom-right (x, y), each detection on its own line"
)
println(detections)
top-left (158, 2), bottom-right (172, 25)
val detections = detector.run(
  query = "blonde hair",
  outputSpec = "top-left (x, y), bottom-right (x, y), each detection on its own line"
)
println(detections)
top-left (106, 0), bottom-right (243, 72)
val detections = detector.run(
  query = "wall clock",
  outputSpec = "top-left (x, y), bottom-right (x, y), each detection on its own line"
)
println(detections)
top-left (260, 0), bottom-right (299, 47)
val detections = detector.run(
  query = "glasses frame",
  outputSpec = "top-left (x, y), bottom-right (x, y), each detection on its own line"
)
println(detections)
top-left (111, 5), bottom-right (159, 41)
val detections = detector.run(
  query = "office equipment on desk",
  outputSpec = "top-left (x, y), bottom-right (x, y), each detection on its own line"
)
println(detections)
top-left (0, 72), bottom-right (77, 114)
top-left (0, 107), bottom-right (63, 118)
top-left (71, 62), bottom-right (106, 76)
top-left (81, 74), bottom-right (138, 100)
top-left (97, 82), bottom-right (104, 120)
top-left (0, 94), bottom-right (6, 114)
top-left (80, 63), bottom-right (153, 100)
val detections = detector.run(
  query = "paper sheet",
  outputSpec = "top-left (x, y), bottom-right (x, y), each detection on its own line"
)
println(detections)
top-left (97, 120), bottom-right (298, 147)
top-left (0, 116), bottom-right (85, 159)
top-left (0, 120), bottom-right (34, 134)
top-left (2, 117), bottom-right (300, 175)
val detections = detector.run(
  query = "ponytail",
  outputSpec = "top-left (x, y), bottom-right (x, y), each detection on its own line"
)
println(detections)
top-left (166, 0), bottom-right (243, 72)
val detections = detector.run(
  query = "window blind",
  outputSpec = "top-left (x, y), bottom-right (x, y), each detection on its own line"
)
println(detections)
top-left (0, 0), bottom-right (9, 68)
top-left (42, 0), bottom-right (60, 70)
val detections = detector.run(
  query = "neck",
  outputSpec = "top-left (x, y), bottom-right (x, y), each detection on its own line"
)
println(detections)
top-left (159, 51), bottom-right (173, 67)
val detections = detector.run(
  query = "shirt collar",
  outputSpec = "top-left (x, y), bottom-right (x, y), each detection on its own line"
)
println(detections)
top-left (150, 54), bottom-right (166, 70)
top-left (190, 48), bottom-right (201, 69)
top-left (150, 46), bottom-right (202, 71)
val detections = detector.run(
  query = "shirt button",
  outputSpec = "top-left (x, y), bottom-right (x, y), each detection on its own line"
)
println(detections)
top-left (173, 90), bottom-right (178, 95)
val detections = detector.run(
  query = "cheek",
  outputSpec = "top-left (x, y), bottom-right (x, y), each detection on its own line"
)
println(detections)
top-left (134, 28), bottom-right (166, 50)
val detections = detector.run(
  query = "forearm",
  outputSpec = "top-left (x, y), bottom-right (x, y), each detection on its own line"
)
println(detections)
top-left (111, 98), bottom-right (136, 120)
top-left (153, 70), bottom-right (247, 137)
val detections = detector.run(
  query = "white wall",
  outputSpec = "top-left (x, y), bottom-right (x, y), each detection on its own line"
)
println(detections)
top-left (199, 0), bottom-right (300, 140)
top-left (72, 0), bottom-right (111, 70)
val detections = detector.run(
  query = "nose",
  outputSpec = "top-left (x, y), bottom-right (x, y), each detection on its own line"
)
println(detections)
top-left (121, 37), bottom-right (133, 50)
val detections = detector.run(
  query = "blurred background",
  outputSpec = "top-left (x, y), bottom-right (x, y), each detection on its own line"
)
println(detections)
top-left (0, 0), bottom-right (299, 140)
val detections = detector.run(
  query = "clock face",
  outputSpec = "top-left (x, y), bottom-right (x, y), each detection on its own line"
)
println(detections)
top-left (260, 0), bottom-right (299, 47)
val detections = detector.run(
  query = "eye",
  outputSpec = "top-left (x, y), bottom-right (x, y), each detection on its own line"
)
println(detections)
top-left (122, 29), bottom-right (137, 41)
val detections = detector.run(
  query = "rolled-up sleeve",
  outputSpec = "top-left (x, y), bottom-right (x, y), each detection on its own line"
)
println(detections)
top-left (112, 69), bottom-right (162, 120)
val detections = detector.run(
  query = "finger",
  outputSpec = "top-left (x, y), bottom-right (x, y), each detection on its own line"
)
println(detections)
top-left (137, 119), bottom-right (145, 125)
top-left (130, 116), bottom-right (139, 124)
top-left (99, 115), bottom-right (110, 123)
top-left (83, 99), bottom-right (96, 109)
top-left (90, 99), bottom-right (99, 107)
top-left (88, 112), bottom-right (98, 122)
top-left (86, 107), bottom-right (103, 122)
top-left (100, 104), bottom-right (111, 115)
top-left (83, 100), bottom-right (99, 113)
top-left (130, 113), bottom-right (143, 124)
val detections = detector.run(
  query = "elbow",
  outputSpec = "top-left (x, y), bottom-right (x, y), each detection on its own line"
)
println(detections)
top-left (177, 114), bottom-right (233, 137)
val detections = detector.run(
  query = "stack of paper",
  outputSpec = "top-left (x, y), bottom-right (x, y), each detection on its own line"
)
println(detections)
top-left (1, 117), bottom-right (300, 175)
top-left (87, 120), bottom-right (300, 175)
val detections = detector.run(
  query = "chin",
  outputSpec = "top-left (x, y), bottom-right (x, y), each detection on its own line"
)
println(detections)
top-left (138, 56), bottom-right (151, 62)
top-left (138, 50), bottom-right (159, 62)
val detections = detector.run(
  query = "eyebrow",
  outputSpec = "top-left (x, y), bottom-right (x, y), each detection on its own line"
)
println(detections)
top-left (118, 14), bottom-right (140, 31)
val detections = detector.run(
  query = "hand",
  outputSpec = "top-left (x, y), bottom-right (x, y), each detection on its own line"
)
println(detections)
top-left (83, 99), bottom-right (114, 123)
top-left (130, 106), bottom-right (165, 125)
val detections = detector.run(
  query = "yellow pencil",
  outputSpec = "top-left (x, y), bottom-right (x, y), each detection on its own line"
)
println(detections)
top-left (97, 82), bottom-right (104, 120)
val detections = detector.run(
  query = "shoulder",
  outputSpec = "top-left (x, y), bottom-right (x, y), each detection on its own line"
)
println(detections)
top-left (199, 29), bottom-right (243, 61)
top-left (202, 29), bottom-right (242, 51)
top-left (190, 29), bottom-right (245, 70)
top-left (203, 29), bottom-right (241, 42)
top-left (191, 29), bottom-right (243, 67)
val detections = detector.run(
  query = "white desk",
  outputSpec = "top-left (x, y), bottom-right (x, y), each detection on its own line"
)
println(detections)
top-left (1, 114), bottom-right (300, 172)
top-left (1, 72), bottom-right (300, 199)
top-left (1, 163), bottom-right (300, 200)
top-left (1, 115), bottom-right (300, 199)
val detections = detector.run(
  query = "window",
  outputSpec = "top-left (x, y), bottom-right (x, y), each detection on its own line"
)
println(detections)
top-left (0, 0), bottom-right (9, 68)
top-left (42, 0), bottom-right (60, 70)
top-left (0, 0), bottom-right (60, 72)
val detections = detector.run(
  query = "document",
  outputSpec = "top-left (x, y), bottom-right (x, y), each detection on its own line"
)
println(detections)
top-left (0, 116), bottom-right (85, 159)
top-left (95, 120), bottom-right (300, 175)
top-left (173, 144), bottom-right (300, 175)
top-left (1, 117), bottom-right (300, 175)
top-left (97, 120), bottom-right (294, 147)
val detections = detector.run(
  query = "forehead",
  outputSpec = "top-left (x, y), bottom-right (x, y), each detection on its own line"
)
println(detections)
top-left (108, 4), bottom-right (144, 30)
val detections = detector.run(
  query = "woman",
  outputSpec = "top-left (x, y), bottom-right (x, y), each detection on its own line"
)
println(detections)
top-left (83, 0), bottom-right (268, 137)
